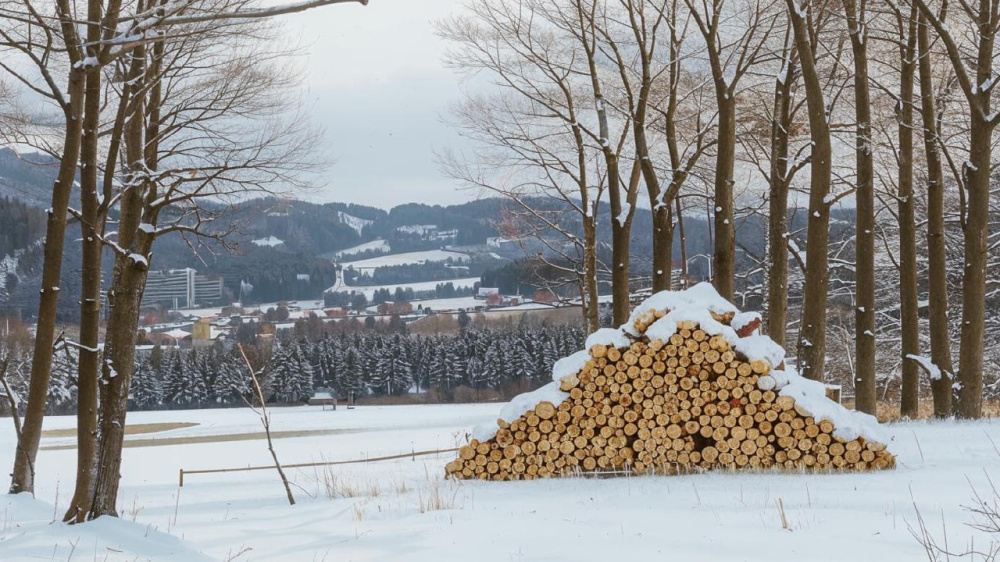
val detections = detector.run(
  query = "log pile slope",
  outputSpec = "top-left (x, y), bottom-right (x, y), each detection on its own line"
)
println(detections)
top-left (446, 283), bottom-right (895, 481)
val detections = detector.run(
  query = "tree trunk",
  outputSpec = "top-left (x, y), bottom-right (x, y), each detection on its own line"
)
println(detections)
top-left (89, 38), bottom-right (152, 518)
top-left (713, 95), bottom-right (736, 301)
top-left (676, 197), bottom-right (687, 290)
top-left (845, 0), bottom-right (877, 415)
top-left (766, 42), bottom-right (795, 348)
top-left (956, 111), bottom-right (990, 419)
top-left (89, 259), bottom-right (149, 518)
top-left (608, 159), bottom-right (631, 326)
top-left (651, 195), bottom-right (673, 292)
top-left (917, 12), bottom-right (953, 418)
top-left (912, 0), bottom-right (994, 419)
top-left (10, 69), bottom-right (85, 495)
top-left (64, 63), bottom-right (103, 522)
top-left (582, 218), bottom-right (600, 333)
top-left (895, 7), bottom-right (920, 418)
top-left (787, 0), bottom-right (833, 382)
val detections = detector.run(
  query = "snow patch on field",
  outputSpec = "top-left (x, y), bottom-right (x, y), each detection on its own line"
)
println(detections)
top-left (326, 277), bottom-right (482, 299)
top-left (342, 250), bottom-right (470, 273)
top-left (0, 239), bottom-right (42, 295)
top-left (338, 212), bottom-right (373, 235)
top-left (334, 239), bottom-right (390, 258)
top-left (396, 224), bottom-right (435, 235)
top-left (251, 235), bottom-right (284, 247)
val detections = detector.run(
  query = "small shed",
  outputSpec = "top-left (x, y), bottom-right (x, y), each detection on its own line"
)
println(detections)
top-left (308, 390), bottom-right (337, 410)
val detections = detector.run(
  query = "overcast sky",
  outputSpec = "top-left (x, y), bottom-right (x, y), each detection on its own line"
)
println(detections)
top-left (282, 0), bottom-right (475, 210)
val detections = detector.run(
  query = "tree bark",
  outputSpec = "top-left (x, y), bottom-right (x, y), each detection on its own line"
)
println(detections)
top-left (88, 38), bottom-right (153, 518)
top-left (89, 255), bottom-right (150, 518)
top-left (895, 6), bottom-right (920, 418)
top-left (911, 0), bottom-right (993, 419)
top-left (10, 69), bottom-right (85, 495)
top-left (787, 0), bottom-right (833, 382)
top-left (607, 155), bottom-right (631, 326)
top-left (766, 41), bottom-right (796, 348)
top-left (581, 217), bottom-right (600, 333)
top-left (917, 11), bottom-right (953, 417)
top-left (676, 197), bottom-right (687, 290)
top-left (844, 0), bottom-right (877, 415)
top-left (712, 95), bottom-right (736, 301)
top-left (64, 63), bottom-right (103, 523)
top-left (956, 111), bottom-right (990, 419)
top-left (651, 195), bottom-right (674, 293)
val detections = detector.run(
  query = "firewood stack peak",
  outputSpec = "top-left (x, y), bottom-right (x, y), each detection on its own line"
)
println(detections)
top-left (446, 283), bottom-right (895, 481)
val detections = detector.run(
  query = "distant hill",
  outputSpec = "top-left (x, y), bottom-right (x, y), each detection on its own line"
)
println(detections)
top-left (0, 148), bottom-right (856, 321)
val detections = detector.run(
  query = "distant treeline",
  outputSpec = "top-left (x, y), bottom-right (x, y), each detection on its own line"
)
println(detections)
top-left (28, 323), bottom-right (585, 413)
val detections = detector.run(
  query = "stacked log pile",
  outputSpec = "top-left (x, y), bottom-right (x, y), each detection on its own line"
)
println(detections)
top-left (445, 287), bottom-right (895, 481)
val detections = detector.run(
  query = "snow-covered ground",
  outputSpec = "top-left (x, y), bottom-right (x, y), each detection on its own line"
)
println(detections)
top-left (251, 236), bottom-right (284, 248)
top-left (334, 240), bottom-right (391, 259)
top-left (326, 276), bottom-right (482, 299)
top-left (338, 212), bottom-right (373, 236)
top-left (341, 250), bottom-right (470, 273)
top-left (367, 296), bottom-right (484, 313)
top-left (1, 404), bottom-right (996, 561)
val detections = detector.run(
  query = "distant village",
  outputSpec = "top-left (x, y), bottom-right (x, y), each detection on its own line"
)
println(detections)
top-left (136, 266), bottom-right (583, 350)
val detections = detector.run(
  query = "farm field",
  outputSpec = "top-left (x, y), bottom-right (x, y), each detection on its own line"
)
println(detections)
top-left (326, 276), bottom-right (483, 300)
top-left (340, 250), bottom-right (470, 273)
top-left (0, 404), bottom-right (997, 560)
top-left (334, 240), bottom-right (391, 259)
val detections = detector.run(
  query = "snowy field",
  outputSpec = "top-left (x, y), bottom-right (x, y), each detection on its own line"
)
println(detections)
top-left (366, 296), bottom-right (484, 313)
top-left (341, 250), bottom-right (470, 273)
top-left (0, 404), bottom-right (998, 561)
top-left (334, 240), bottom-right (391, 259)
top-left (326, 277), bottom-right (483, 300)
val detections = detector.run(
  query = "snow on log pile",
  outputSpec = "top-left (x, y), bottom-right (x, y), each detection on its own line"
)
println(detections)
top-left (446, 283), bottom-right (895, 481)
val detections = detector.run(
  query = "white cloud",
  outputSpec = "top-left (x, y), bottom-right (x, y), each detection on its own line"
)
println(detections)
top-left (281, 0), bottom-right (472, 209)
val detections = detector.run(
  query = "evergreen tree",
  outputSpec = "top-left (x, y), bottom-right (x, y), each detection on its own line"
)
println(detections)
top-left (48, 346), bottom-right (77, 411)
top-left (212, 348), bottom-right (250, 405)
top-left (130, 355), bottom-right (163, 409)
top-left (374, 335), bottom-right (413, 395)
top-left (269, 341), bottom-right (314, 403)
top-left (482, 341), bottom-right (504, 390)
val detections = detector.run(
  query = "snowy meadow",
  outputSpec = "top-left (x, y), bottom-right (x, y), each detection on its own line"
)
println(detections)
top-left (0, 404), bottom-right (995, 560)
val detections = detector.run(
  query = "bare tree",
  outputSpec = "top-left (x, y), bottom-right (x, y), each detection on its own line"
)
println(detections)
top-left (0, 0), bottom-right (366, 498)
top-left (686, 0), bottom-right (777, 300)
top-left (438, 0), bottom-right (629, 332)
top-left (888, 2), bottom-right (921, 417)
top-left (765, 32), bottom-right (801, 348)
top-left (561, 0), bottom-right (638, 325)
top-left (916, 9), bottom-right (953, 417)
top-left (785, 0), bottom-right (835, 382)
top-left (88, 13), bottom-right (323, 518)
top-left (912, 0), bottom-right (997, 418)
top-left (842, 0), bottom-right (878, 413)
top-left (0, 0), bottom-right (100, 495)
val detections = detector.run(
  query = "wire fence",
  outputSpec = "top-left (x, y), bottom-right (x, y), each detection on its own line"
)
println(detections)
top-left (178, 447), bottom-right (460, 487)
